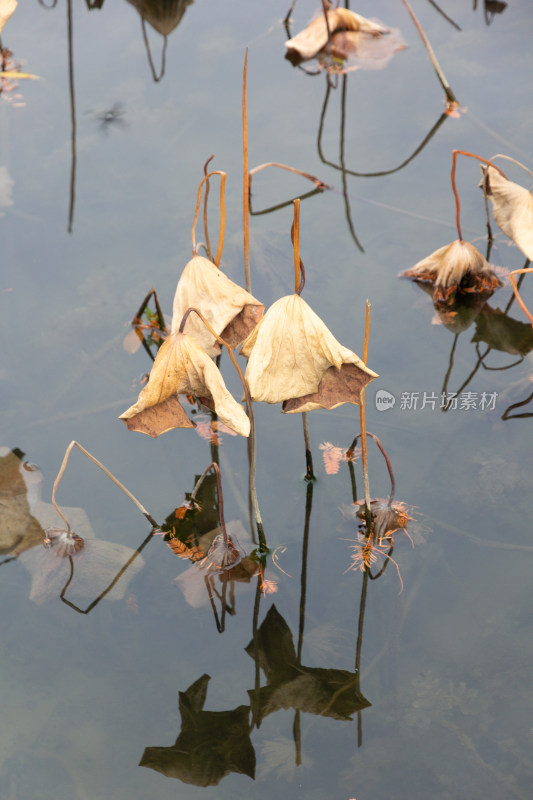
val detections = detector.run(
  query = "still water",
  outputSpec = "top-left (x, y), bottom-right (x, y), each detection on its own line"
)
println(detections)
top-left (1, 1), bottom-right (533, 798)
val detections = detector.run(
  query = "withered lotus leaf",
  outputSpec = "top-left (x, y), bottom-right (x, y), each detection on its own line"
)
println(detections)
top-left (481, 165), bottom-right (533, 260)
top-left (0, 0), bottom-right (17, 34)
top-left (285, 7), bottom-right (387, 61)
top-left (119, 332), bottom-right (250, 437)
top-left (401, 240), bottom-right (501, 302)
top-left (240, 294), bottom-right (377, 409)
top-left (171, 256), bottom-right (264, 358)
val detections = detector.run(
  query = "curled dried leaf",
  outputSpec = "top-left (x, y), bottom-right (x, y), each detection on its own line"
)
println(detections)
top-left (481, 165), bottom-right (533, 260)
top-left (171, 256), bottom-right (264, 358)
top-left (401, 239), bottom-right (501, 303)
top-left (119, 332), bottom-right (250, 437)
top-left (241, 294), bottom-right (377, 410)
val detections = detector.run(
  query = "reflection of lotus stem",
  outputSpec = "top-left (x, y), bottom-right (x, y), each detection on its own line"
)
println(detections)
top-left (400, 0), bottom-right (458, 106)
top-left (509, 268), bottom-right (533, 327)
top-left (249, 162), bottom-right (330, 194)
top-left (347, 431), bottom-right (396, 506)
top-left (51, 441), bottom-right (159, 533)
top-left (243, 50), bottom-right (251, 292)
top-left (190, 462), bottom-right (228, 542)
top-left (203, 154), bottom-right (215, 262)
top-left (451, 150), bottom-right (506, 242)
top-left (179, 308), bottom-right (266, 547)
top-left (191, 171), bottom-right (226, 266)
top-left (359, 301), bottom-right (372, 528)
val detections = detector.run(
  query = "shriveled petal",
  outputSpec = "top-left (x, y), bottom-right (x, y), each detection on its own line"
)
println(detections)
top-left (285, 8), bottom-right (387, 60)
top-left (241, 294), bottom-right (377, 406)
top-left (171, 256), bottom-right (264, 357)
top-left (120, 333), bottom-right (250, 437)
top-left (401, 239), bottom-right (501, 300)
top-left (482, 165), bottom-right (533, 260)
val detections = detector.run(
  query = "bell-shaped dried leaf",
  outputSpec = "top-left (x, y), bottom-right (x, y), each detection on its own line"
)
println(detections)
top-left (481, 165), bottom-right (533, 260)
top-left (0, 0), bottom-right (17, 34)
top-left (285, 7), bottom-right (387, 61)
top-left (241, 294), bottom-right (377, 411)
top-left (171, 256), bottom-right (264, 358)
top-left (119, 332), bottom-right (250, 437)
top-left (401, 239), bottom-right (501, 303)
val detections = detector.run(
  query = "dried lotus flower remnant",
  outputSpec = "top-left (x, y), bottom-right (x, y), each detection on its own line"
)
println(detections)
top-left (241, 294), bottom-right (378, 412)
top-left (43, 527), bottom-right (85, 558)
top-left (120, 331), bottom-right (250, 437)
top-left (171, 256), bottom-right (264, 358)
top-left (285, 7), bottom-right (388, 61)
top-left (353, 498), bottom-right (413, 542)
top-left (481, 165), bottom-right (533, 261)
top-left (401, 239), bottom-right (502, 303)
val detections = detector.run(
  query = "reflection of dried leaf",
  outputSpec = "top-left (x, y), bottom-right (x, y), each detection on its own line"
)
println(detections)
top-left (19, 501), bottom-right (144, 604)
top-left (119, 332), bottom-right (250, 437)
top-left (353, 498), bottom-right (413, 540)
top-left (319, 442), bottom-right (347, 474)
top-left (318, 27), bottom-right (406, 73)
top-left (481, 165), bottom-right (533, 260)
top-left (241, 294), bottom-right (377, 411)
top-left (140, 673), bottom-right (255, 786)
top-left (171, 256), bottom-right (264, 358)
top-left (0, 448), bottom-right (44, 556)
top-left (401, 240), bottom-right (501, 303)
top-left (0, 0), bottom-right (17, 35)
top-left (472, 305), bottom-right (533, 355)
top-left (246, 605), bottom-right (370, 723)
top-left (285, 8), bottom-right (387, 61)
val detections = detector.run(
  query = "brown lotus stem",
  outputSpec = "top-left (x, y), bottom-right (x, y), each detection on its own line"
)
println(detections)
top-left (290, 211), bottom-right (306, 295)
top-left (509, 268), bottom-right (533, 328)
top-left (347, 431), bottom-right (396, 506)
top-left (360, 301), bottom-right (372, 530)
top-left (190, 461), bottom-right (228, 542)
top-left (51, 441), bottom-right (159, 533)
top-left (488, 154), bottom-right (533, 180)
top-left (400, 0), bottom-right (458, 107)
top-left (191, 170), bottom-right (226, 267)
top-left (249, 162), bottom-right (330, 191)
top-left (243, 50), bottom-right (251, 292)
top-left (302, 411), bottom-right (315, 481)
top-left (179, 307), bottom-right (266, 547)
top-left (451, 150), bottom-right (507, 243)
top-left (203, 154), bottom-right (215, 262)
top-left (293, 198), bottom-right (301, 294)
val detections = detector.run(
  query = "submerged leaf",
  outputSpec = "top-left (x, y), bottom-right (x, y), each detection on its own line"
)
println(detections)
top-left (241, 294), bottom-right (377, 411)
top-left (119, 331), bottom-right (250, 437)
top-left (481, 165), bottom-right (533, 260)
top-left (285, 7), bottom-right (387, 61)
top-left (401, 239), bottom-right (501, 303)
top-left (171, 256), bottom-right (264, 358)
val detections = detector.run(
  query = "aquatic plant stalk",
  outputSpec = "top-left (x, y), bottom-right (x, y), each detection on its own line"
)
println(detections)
top-left (359, 301), bottom-right (372, 529)
top-left (179, 308), bottom-right (266, 547)
top-left (249, 161), bottom-right (330, 194)
top-left (451, 150), bottom-right (506, 242)
top-left (347, 431), bottom-right (396, 506)
top-left (243, 50), bottom-right (251, 292)
top-left (400, 0), bottom-right (458, 107)
top-left (203, 154), bottom-right (215, 262)
top-left (51, 441), bottom-right (159, 533)
top-left (191, 170), bottom-right (226, 266)
top-left (509, 268), bottom-right (533, 327)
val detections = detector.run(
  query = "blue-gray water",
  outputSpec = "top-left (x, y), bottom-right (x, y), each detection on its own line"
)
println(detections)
top-left (1, 1), bottom-right (533, 798)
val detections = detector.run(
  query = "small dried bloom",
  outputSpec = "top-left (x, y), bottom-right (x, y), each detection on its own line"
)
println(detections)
top-left (401, 239), bottom-right (501, 303)
top-left (285, 8), bottom-right (387, 61)
top-left (43, 527), bottom-right (85, 558)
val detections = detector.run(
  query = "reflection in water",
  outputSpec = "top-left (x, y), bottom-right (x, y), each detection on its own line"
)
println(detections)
top-left (473, 0), bottom-right (508, 25)
top-left (124, 0), bottom-right (194, 81)
top-left (140, 674), bottom-right (256, 785)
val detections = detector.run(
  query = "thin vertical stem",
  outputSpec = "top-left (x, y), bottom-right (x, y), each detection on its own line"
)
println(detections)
top-left (203, 154), bottom-right (215, 262)
top-left (293, 198), bottom-right (301, 294)
top-left (302, 412), bottom-right (315, 480)
top-left (243, 49), bottom-right (251, 292)
top-left (190, 462), bottom-right (228, 542)
top-left (451, 150), bottom-right (507, 243)
top-left (360, 302), bottom-right (372, 528)
top-left (509, 268), bottom-right (533, 327)
top-left (67, 0), bottom-right (76, 234)
top-left (191, 171), bottom-right (226, 266)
